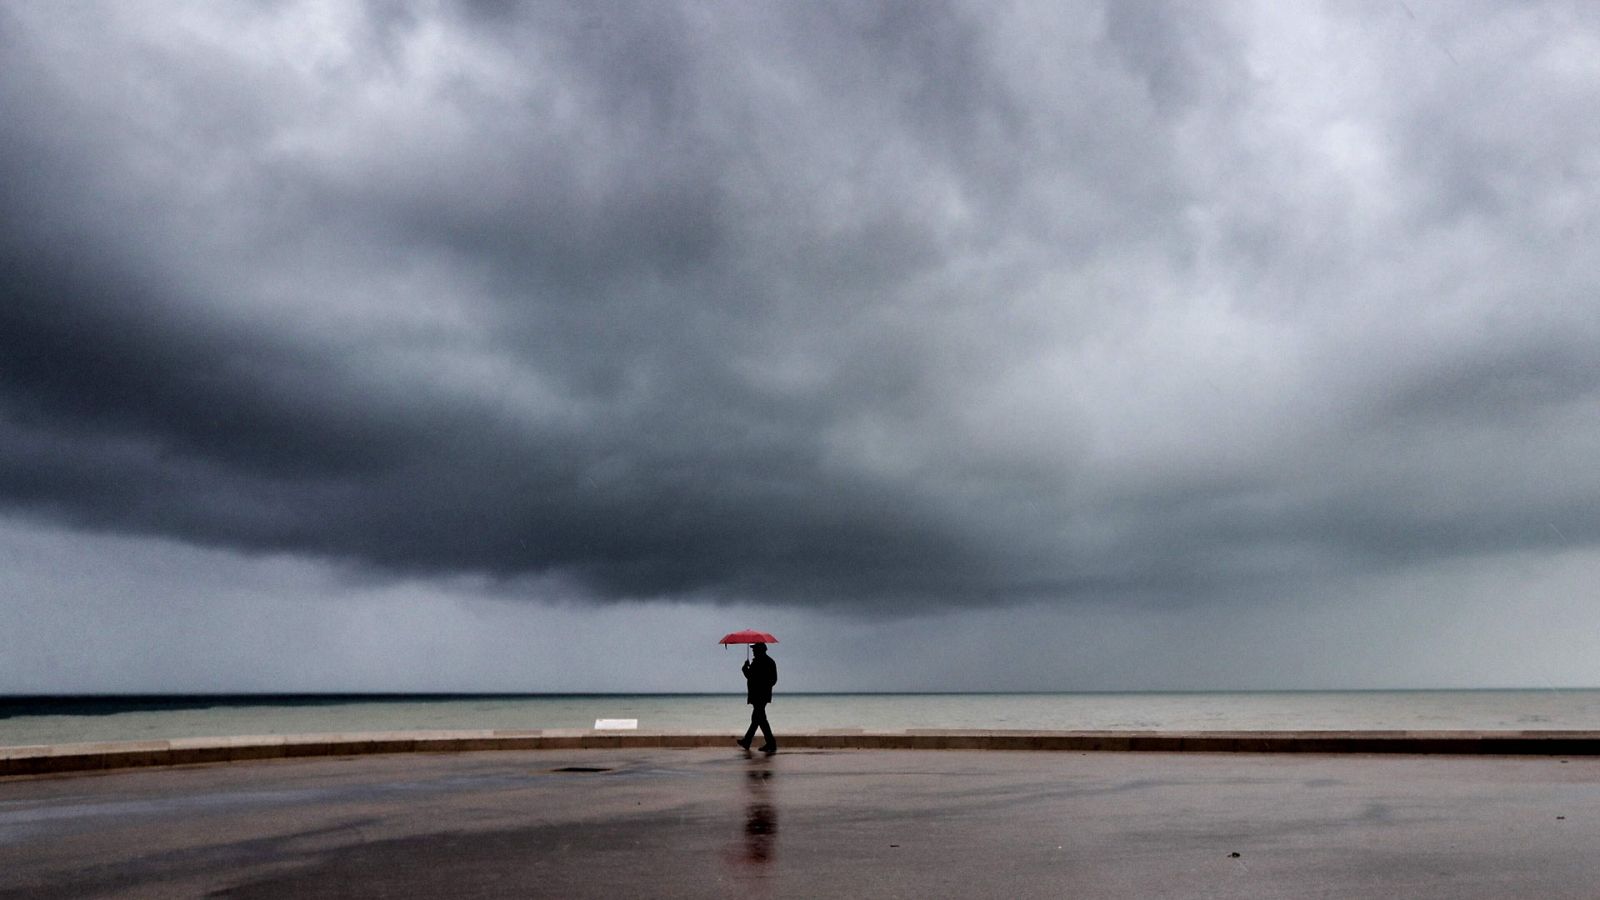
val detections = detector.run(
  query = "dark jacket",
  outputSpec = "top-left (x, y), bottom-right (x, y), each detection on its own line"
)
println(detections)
top-left (743, 655), bottom-right (777, 705)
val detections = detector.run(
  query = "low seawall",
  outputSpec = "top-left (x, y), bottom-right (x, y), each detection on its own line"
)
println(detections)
top-left (6, 729), bottom-right (1600, 778)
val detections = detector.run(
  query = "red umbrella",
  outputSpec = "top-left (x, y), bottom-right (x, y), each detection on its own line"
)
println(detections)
top-left (719, 629), bottom-right (778, 662)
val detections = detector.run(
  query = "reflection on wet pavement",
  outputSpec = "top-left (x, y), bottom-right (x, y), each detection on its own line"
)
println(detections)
top-left (728, 756), bottom-right (778, 868)
top-left (744, 768), bottom-right (777, 864)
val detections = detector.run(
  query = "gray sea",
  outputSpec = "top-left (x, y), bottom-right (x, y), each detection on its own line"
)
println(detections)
top-left (5, 691), bottom-right (1600, 747)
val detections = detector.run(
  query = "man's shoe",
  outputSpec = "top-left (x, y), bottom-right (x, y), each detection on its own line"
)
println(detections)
top-left (736, 738), bottom-right (752, 750)
top-left (758, 744), bottom-right (777, 754)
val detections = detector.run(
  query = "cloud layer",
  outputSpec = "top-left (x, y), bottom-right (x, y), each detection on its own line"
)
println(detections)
top-left (2, 0), bottom-right (1596, 614)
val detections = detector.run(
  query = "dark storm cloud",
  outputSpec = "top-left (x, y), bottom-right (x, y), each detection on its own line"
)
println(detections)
top-left (0, 0), bottom-right (1595, 613)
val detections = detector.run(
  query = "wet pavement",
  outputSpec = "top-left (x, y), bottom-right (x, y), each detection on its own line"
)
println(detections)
top-left (2, 748), bottom-right (1598, 898)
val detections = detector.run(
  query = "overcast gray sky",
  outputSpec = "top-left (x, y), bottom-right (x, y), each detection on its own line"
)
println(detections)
top-left (1, 0), bottom-right (1596, 693)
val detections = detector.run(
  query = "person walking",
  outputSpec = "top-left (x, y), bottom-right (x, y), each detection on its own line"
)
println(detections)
top-left (737, 642), bottom-right (777, 754)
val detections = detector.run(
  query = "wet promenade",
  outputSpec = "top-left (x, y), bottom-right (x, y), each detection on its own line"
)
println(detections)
top-left (2, 747), bottom-right (1598, 897)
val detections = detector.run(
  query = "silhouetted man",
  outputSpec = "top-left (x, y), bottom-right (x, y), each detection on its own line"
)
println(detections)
top-left (737, 643), bottom-right (777, 754)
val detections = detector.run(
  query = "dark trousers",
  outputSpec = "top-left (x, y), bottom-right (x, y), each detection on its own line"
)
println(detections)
top-left (743, 703), bottom-right (775, 748)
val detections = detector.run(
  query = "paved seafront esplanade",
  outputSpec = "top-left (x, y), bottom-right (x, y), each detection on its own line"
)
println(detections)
top-left (5, 743), bottom-right (1600, 898)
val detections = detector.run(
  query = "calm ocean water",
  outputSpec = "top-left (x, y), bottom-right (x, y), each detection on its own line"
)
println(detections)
top-left (5, 691), bottom-right (1600, 747)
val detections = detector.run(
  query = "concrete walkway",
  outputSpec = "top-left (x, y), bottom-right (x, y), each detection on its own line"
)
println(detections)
top-left (2, 747), bottom-right (1597, 898)
top-left (7, 728), bottom-right (1600, 778)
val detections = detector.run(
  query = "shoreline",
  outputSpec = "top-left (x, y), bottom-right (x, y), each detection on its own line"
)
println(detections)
top-left (7, 728), bottom-right (1600, 778)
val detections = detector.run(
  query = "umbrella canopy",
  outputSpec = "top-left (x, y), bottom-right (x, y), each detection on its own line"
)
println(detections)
top-left (719, 629), bottom-right (779, 646)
